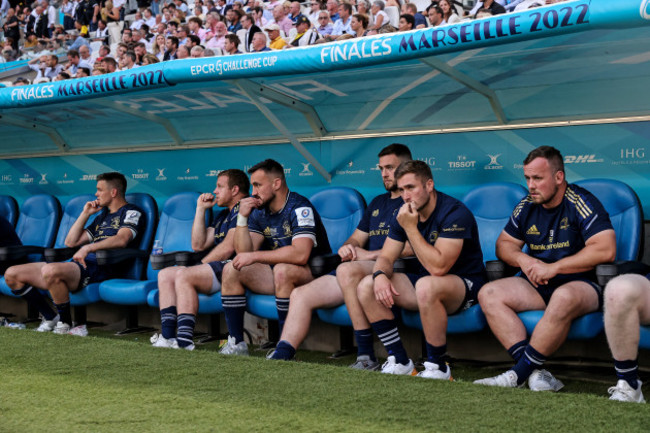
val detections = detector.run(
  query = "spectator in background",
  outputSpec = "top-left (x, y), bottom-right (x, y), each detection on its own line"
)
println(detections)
top-left (144, 8), bottom-right (156, 27)
top-left (188, 16), bottom-right (208, 43)
top-left (121, 27), bottom-right (133, 44)
top-left (288, 1), bottom-right (304, 23)
top-left (252, 5), bottom-right (268, 28)
top-left (289, 15), bottom-right (321, 46)
top-left (227, 8), bottom-right (243, 32)
top-left (3, 8), bottom-right (20, 50)
top-left (240, 13), bottom-right (261, 52)
top-left (470, 0), bottom-right (506, 17)
top-left (65, 49), bottom-right (90, 77)
top-left (427, 5), bottom-right (444, 27)
top-left (205, 20), bottom-right (227, 51)
top-left (251, 31), bottom-right (271, 52)
top-left (78, 44), bottom-right (94, 67)
top-left (94, 19), bottom-right (109, 40)
top-left (164, 35), bottom-right (179, 60)
top-left (120, 51), bottom-right (137, 69)
top-left (307, 0), bottom-right (321, 25)
top-left (77, 66), bottom-right (90, 77)
top-left (368, 0), bottom-right (389, 33)
top-left (403, 3), bottom-right (426, 28)
top-left (266, 23), bottom-right (287, 49)
top-left (438, 0), bottom-right (460, 24)
top-left (330, 1), bottom-right (352, 37)
top-left (326, 0), bottom-right (339, 22)
top-left (28, 54), bottom-right (63, 81)
top-left (176, 44), bottom-right (190, 59)
top-left (348, 12), bottom-right (368, 38)
top-left (97, 44), bottom-right (111, 60)
top-left (42, 0), bottom-right (57, 37)
top-left (134, 42), bottom-right (147, 65)
top-left (142, 53), bottom-right (160, 64)
top-left (177, 24), bottom-right (190, 45)
top-left (272, 4), bottom-right (293, 35)
top-left (153, 33), bottom-right (167, 60)
top-left (398, 13), bottom-right (414, 32)
top-left (190, 45), bottom-right (204, 57)
top-left (315, 10), bottom-right (333, 37)
top-left (224, 33), bottom-right (242, 55)
top-left (101, 56), bottom-right (118, 73)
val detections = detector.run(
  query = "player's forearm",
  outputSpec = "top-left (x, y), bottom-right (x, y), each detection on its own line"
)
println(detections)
top-left (84, 232), bottom-right (131, 252)
top-left (496, 240), bottom-right (531, 268)
top-left (201, 242), bottom-right (235, 263)
top-left (64, 214), bottom-right (92, 247)
top-left (252, 245), bottom-right (311, 266)
top-left (190, 209), bottom-right (209, 251)
top-left (233, 227), bottom-right (254, 253)
top-left (552, 243), bottom-right (616, 275)
top-left (406, 228), bottom-right (448, 276)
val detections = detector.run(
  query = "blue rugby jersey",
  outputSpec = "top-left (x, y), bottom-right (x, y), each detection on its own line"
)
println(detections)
top-left (85, 203), bottom-right (144, 247)
top-left (0, 215), bottom-right (21, 247)
top-left (356, 193), bottom-right (403, 251)
top-left (388, 191), bottom-right (486, 278)
top-left (503, 183), bottom-right (613, 284)
top-left (212, 202), bottom-right (239, 247)
top-left (248, 191), bottom-right (331, 259)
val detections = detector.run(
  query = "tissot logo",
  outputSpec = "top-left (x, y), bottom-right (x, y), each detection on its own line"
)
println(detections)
top-left (448, 155), bottom-right (476, 170)
top-left (19, 174), bottom-right (34, 184)
top-left (642, 0), bottom-right (650, 20)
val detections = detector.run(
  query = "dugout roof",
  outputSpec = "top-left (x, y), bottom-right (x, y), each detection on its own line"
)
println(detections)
top-left (0, 0), bottom-right (649, 181)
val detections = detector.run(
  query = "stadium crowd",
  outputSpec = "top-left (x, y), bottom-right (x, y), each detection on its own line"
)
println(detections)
top-left (0, 0), bottom-right (569, 84)
top-left (2, 144), bottom-right (648, 404)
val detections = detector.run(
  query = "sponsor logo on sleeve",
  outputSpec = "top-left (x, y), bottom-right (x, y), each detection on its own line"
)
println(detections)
top-left (124, 210), bottom-right (142, 225)
top-left (296, 207), bottom-right (315, 226)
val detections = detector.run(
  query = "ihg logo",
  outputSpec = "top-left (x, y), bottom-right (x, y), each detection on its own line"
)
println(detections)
top-left (642, 0), bottom-right (650, 20)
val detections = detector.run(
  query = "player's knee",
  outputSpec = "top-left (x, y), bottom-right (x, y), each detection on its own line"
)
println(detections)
top-left (272, 263), bottom-right (294, 287)
top-left (356, 275), bottom-right (374, 304)
top-left (415, 279), bottom-right (439, 305)
top-left (477, 281), bottom-right (500, 309)
top-left (605, 275), bottom-right (645, 311)
top-left (41, 263), bottom-right (60, 284)
top-left (4, 266), bottom-right (20, 287)
top-left (546, 289), bottom-right (582, 321)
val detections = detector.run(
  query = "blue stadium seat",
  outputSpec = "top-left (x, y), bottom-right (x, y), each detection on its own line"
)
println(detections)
top-left (0, 195), bottom-right (19, 226)
top-left (94, 193), bottom-right (158, 333)
top-left (0, 194), bottom-right (61, 297)
top-left (401, 182), bottom-right (527, 334)
top-left (517, 179), bottom-right (643, 339)
top-left (246, 187), bottom-right (366, 341)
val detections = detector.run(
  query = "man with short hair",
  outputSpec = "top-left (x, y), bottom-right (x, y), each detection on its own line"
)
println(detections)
top-left (190, 45), bottom-right (205, 57)
top-left (28, 54), bottom-right (62, 81)
top-left (65, 49), bottom-right (90, 77)
top-left (328, 1), bottom-right (352, 38)
top-left (272, 4), bottom-right (292, 35)
top-left (251, 31), bottom-right (270, 52)
top-left (226, 8), bottom-right (243, 32)
top-left (152, 170), bottom-right (249, 350)
top-left (120, 50), bottom-right (137, 69)
top-left (79, 44), bottom-right (94, 67)
top-left (265, 23), bottom-right (287, 50)
top-left (403, 2), bottom-right (426, 28)
top-left (270, 144), bottom-right (411, 365)
top-left (326, 0), bottom-right (339, 22)
top-left (315, 10), bottom-right (333, 37)
top-left (475, 146), bottom-right (616, 391)
top-left (176, 44), bottom-right (190, 59)
top-left (4, 172), bottom-right (145, 337)
top-left (288, 1), bottom-right (303, 23)
top-left (164, 35), bottom-right (179, 60)
top-left (188, 16), bottom-right (208, 42)
top-left (224, 33), bottom-right (242, 55)
top-left (603, 274), bottom-right (650, 402)
top-left (357, 160), bottom-right (487, 378)
top-left (398, 14), bottom-right (414, 32)
top-left (219, 159), bottom-right (331, 355)
top-left (101, 56), bottom-right (118, 73)
top-left (427, 5), bottom-right (443, 27)
top-left (240, 12), bottom-right (261, 52)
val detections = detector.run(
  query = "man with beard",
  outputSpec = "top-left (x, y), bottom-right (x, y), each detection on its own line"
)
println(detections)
top-left (475, 146), bottom-right (615, 391)
top-left (218, 159), bottom-right (331, 355)
top-left (357, 160), bottom-right (486, 379)
top-left (268, 144), bottom-right (411, 366)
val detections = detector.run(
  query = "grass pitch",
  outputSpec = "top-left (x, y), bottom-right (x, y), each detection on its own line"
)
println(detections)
top-left (0, 328), bottom-right (649, 432)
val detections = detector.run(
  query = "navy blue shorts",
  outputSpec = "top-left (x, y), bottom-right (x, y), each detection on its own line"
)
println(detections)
top-left (407, 272), bottom-right (486, 314)
top-left (208, 260), bottom-right (227, 281)
top-left (73, 260), bottom-right (108, 292)
top-left (521, 275), bottom-right (603, 309)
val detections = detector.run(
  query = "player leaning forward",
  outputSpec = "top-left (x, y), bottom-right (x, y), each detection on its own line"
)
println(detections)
top-left (475, 146), bottom-right (616, 391)
top-left (358, 160), bottom-right (487, 378)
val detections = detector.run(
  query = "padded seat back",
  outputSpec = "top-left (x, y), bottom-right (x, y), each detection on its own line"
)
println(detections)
top-left (15, 194), bottom-right (61, 248)
top-left (309, 187), bottom-right (366, 251)
top-left (0, 195), bottom-right (18, 226)
top-left (147, 192), bottom-right (207, 279)
top-left (574, 179), bottom-right (643, 262)
top-left (462, 182), bottom-right (528, 262)
top-left (54, 195), bottom-right (97, 248)
top-left (124, 193), bottom-right (158, 280)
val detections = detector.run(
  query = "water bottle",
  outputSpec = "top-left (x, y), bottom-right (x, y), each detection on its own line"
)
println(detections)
top-left (153, 240), bottom-right (163, 255)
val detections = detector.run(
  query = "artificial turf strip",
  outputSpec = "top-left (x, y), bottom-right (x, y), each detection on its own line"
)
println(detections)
top-left (1, 329), bottom-right (648, 433)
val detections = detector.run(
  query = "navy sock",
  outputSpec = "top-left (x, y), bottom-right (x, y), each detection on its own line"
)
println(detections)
top-left (512, 344), bottom-right (546, 385)
top-left (614, 359), bottom-right (639, 389)
top-left (371, 319), bottom-right (409, 365)
top-left (354, 328), bottom-right (376, 361)
top-left (222, 295), bottom-right (247, 343)
top-left (425, 342), bottom-right (448, 373)
top-left (54, 301), bottom-right (72, 326)
top-left (507, 339), bottom-right (529, 362)
top-left (12, 285), bottom-right (56, 320)
top-left (176, 314), bottom-right (196, 348)
top-left (160, 306), bottom-right (177, 339)
top-left (271, 340), bottom-right (296, 360)
top-left (276, 297), bottom-right (289, 335)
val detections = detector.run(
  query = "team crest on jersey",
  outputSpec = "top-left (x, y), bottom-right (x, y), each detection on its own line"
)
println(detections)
top-left (560, 217), bottom-right (569, 230)
top-left (428, 231), bottom-right (438, 243)
top-left (110, 216), bottom-right (120, 230)
top-left (379, 222), bottom-right (386, 228)
top-left (283, 220), bottom-right (292, 236)
top-left (296, 207), bottom-right (315, 227)
top-left (526, 225), bottom-right (540, 235)
top-left (264, 227), bottom-right (273, 236)
top-left (372, 209), bottom-right (379, 217)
